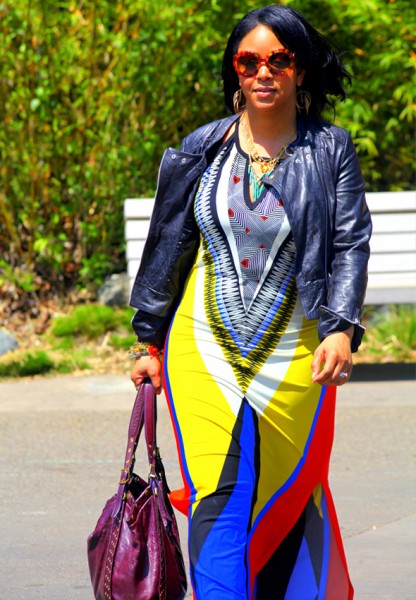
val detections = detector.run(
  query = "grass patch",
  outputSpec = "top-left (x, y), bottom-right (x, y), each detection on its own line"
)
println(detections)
top-left (0, 351), bottom-right (54, 377)
top-left (108, 333), bottom-right (136, 351)
top-left (116, 307), bottom-right (135, 329)
top-left (361, 304), bottom-right (416, 362)
top-left (51, 336), bottom-right (75, 350)
top-left (50, 305), bottom-right (134, 340)
top-left (51, 304), bottom-right (119, 339)
top-left (55, 349), bottom-right (92, 374)
top-left (0, 304), bottom-right (135, 380)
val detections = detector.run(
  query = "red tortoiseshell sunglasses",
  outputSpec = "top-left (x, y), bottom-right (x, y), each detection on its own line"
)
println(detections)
top-left (233, 49), bottom-right (296, 77)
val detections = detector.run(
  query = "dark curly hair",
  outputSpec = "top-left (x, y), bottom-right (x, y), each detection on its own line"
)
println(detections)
top-left (222, 4), bottom-right (351, 120)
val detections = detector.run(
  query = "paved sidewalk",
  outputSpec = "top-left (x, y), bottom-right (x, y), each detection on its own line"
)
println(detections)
top-left (0, 375), bottom-right (414, 599)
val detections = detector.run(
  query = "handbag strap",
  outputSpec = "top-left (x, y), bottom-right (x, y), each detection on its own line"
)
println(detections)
top-left (144, 378), bottom-right (157, 469)
top-left (111, 378), bottom-right (155, 517)
top-left (144, 381), bottom-right (172, 495)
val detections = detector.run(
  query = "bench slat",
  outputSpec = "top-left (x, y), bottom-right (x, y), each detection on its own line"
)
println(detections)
top-left (124, 198), bottom-right (154, 218)
top-left (365, 286), bottom-right (416, 304)
top-left (125, 220), bottom-right (151, 240)
top-left (126, 240), bottom-right (146, 261)
top-left (128, 259), bottom-right (141, 279)
top-left (370, 212), bottom-right (416, 234)
top-left (368, 252), bottom-right (416, 274)
top-left (368, 271), bottom-right (416, 285)
top-left (366, 191), bottom-right (415, 213)
top-left (370, 233), bottom-right (416, 253)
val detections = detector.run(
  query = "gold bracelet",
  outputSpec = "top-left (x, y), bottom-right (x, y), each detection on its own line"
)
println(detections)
top-left (129, 342), bottom-right (163, 359)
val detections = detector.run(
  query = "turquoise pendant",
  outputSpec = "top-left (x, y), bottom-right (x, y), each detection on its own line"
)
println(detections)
top-left (248, 164), bottom-right (273, 203)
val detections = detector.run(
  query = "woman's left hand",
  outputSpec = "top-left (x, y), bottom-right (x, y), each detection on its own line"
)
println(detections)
top-left (311, 326), bottom-right (354, 386)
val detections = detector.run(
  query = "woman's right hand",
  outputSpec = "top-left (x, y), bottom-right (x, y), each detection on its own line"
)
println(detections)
top-left (130, 356), bottom-right (163, 395)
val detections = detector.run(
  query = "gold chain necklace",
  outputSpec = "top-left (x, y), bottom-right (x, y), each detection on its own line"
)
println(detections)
top-left (241, 114), bottom-right (295, 174)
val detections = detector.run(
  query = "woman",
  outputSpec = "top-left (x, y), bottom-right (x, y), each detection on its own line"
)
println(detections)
top-left (130, 5), bottom-right (371, 599)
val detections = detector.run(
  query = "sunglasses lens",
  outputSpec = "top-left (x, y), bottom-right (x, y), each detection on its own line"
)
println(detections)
top-left (234, 51), bottom-right (294, 77)
top-left (268, 52), bottom-right (293, 71)
top-left (236, 54), bottom-right (259, 76)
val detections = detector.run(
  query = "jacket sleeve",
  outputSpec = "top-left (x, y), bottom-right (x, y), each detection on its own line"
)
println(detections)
top-left (130, 116), bottom-right (237, 348)
top-left (317, 132), bottom-right (372, 352)
top-left (129, 152), bottom-right (201, 349)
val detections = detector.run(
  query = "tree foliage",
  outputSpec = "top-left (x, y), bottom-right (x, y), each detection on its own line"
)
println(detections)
top-left (289, 0), bottom-right (416, 190)
top-left (0, 0), bottom-right (414, 305)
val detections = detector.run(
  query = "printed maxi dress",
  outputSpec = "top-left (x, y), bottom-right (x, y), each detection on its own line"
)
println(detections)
top-left (163, 133), bottom-right (353, 600)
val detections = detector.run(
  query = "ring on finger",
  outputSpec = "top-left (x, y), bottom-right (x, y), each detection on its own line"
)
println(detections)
top-left (339, 371), bottom-right (349, 379)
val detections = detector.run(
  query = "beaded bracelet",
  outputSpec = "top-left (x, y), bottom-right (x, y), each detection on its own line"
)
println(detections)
top-left (129, 342), bottom-right (163, 360)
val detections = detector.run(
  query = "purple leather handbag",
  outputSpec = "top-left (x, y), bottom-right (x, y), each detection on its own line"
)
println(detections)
top-left (87, 380), bottom-right (187, 600)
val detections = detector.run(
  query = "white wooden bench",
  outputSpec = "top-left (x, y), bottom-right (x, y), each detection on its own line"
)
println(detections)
top-left (125, 191), bottom-right (416, 305)
top-left (365, 191), bottom-right (416, 304)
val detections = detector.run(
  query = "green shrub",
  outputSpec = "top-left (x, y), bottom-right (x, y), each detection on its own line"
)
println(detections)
top-left (362, 304), bottom-right (416, 362)
top-left (50, 305), bottom-right (120, 339)
top-left (117, 307), bottom-right (136, 329)
top-left (51, 337), bottom-right (75, 351)
top-left (55, 349), bottom-right (92, 373)
top-left (109, 333), bottom-right (136, 350)
top-left (0, 351), bottom-right (54, 377)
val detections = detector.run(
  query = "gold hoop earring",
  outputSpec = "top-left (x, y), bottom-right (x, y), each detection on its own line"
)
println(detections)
top-left (296, 90), bottom-right (312, 115)
top-left (233, 89), bottom-right (246, 114)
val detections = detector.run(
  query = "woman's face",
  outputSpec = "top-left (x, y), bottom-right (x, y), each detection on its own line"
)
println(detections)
top-left (236, 25), bottom-right (304, 116)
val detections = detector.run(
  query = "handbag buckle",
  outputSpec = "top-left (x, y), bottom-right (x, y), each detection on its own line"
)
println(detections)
top-left (119, 468), bottom-right (130, 485)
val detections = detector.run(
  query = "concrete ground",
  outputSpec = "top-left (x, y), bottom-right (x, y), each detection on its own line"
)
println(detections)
top-left (0, 374), bottom-right (414, 599)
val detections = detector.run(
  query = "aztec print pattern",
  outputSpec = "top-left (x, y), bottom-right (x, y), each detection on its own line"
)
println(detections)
top-left (163, 134), bottom-right (353, 600)
top-left (227, 148), bottom-right (288, 307)
top-left (194, 143), bottom-right (297, 393)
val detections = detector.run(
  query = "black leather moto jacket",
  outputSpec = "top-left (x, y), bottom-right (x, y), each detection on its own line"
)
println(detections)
top-left (130, 114), bottom-right (372, 351)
